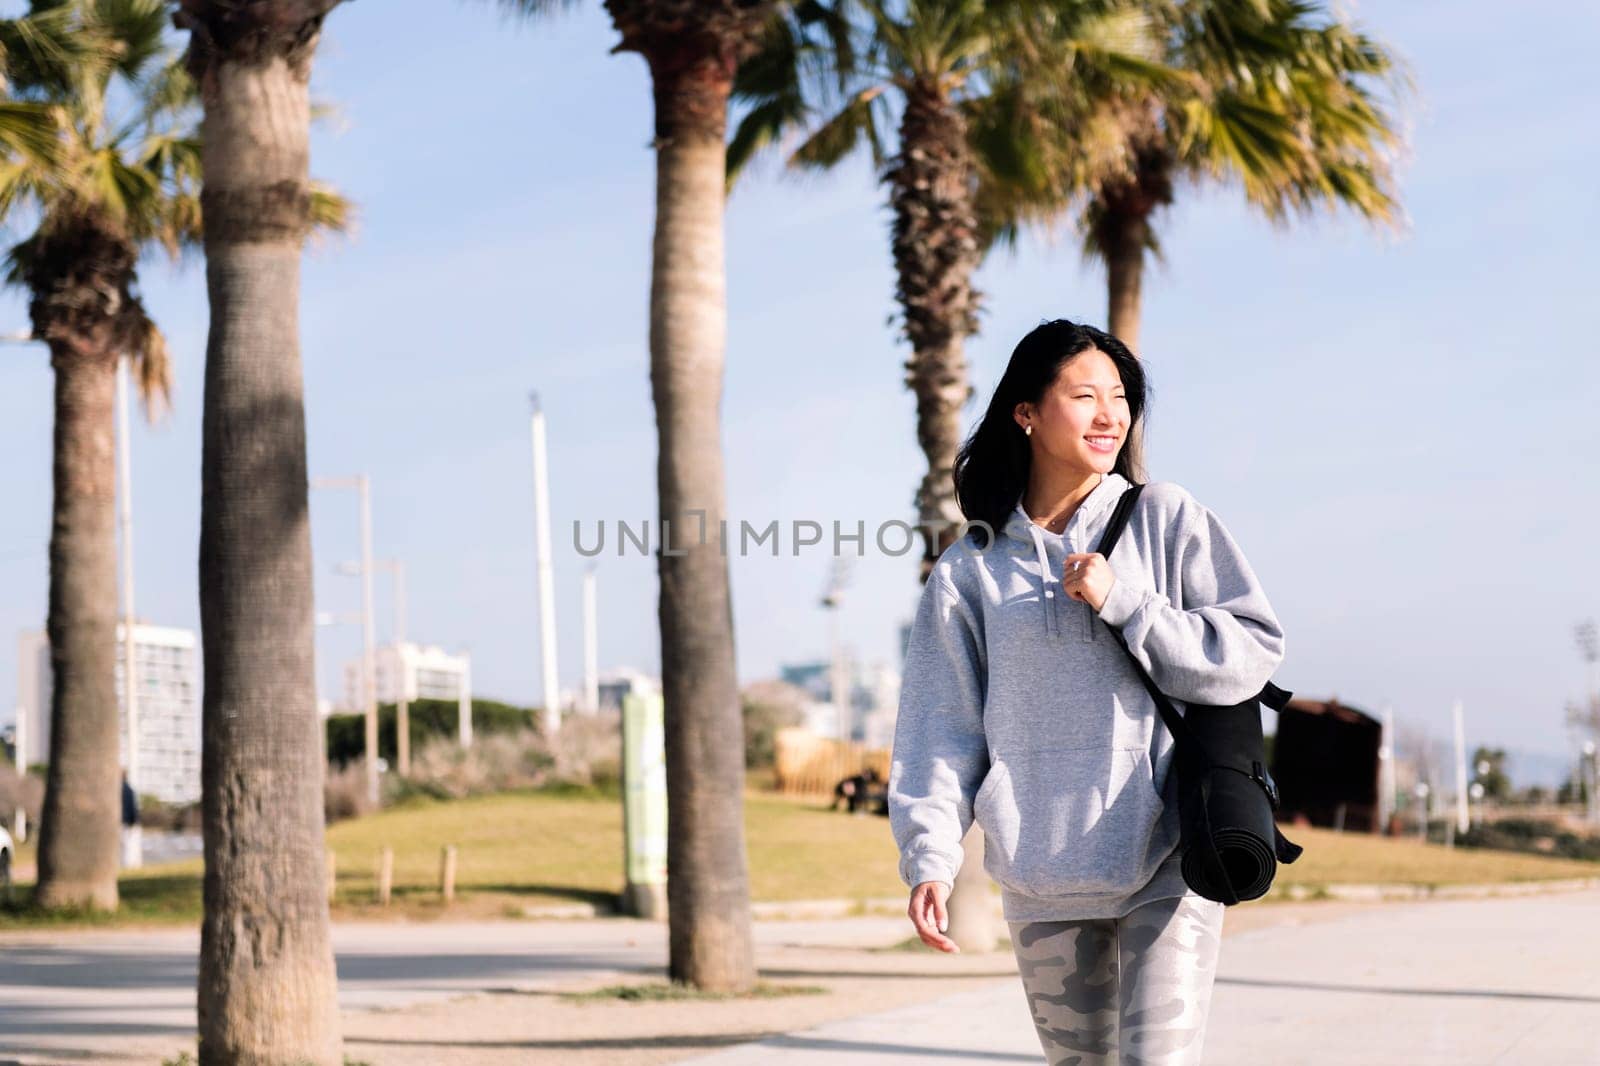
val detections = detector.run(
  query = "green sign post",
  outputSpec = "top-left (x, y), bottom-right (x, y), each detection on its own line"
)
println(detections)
top-left (621, 691), bottom-right (668, 917)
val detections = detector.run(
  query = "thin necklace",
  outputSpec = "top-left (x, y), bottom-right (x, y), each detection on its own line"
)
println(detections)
top-left (1029, 474), bottom-right (1103, 533)
top-left (1030, 510), bottom-right (1069, 533)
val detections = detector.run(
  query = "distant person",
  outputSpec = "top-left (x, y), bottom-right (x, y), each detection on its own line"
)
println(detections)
top-left (831, 766), bottom-right (885, 814)
top-left (120, 773), bottom-right (142, 869)
top-left (888, 320), bottom-right (1286, 1065)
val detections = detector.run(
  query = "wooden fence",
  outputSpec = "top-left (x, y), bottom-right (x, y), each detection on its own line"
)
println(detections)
top-left (773, 727), bottom-right (890, 798)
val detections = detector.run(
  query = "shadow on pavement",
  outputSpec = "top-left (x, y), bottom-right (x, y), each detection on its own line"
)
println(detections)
top-left (1219, 975), bottom-right (1600, 1004)
top-left (348, 1032), bottom-right (1038, 1060)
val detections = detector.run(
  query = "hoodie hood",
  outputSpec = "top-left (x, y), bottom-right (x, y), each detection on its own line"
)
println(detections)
top-left (1001, 471), bottom-right (1132, 639)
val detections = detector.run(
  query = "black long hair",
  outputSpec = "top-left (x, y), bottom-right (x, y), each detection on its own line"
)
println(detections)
top-left (953, 319), bottom-right (1150, 544)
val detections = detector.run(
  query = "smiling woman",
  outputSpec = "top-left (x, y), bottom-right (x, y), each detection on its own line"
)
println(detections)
top-left (888, 318), bottom-right (1286, 1066)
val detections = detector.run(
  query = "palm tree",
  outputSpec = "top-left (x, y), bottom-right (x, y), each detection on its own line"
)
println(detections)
top-left (0, 0), bottom-right (201, 912)
top-left (172, 1), bottom-right (348, 1059)
top-left (497, 0), bottom-right (778, 993)
top-left (728, 0), bottom-right (1173, 577)
top-left (988, 0), bottom-right (1409, 354)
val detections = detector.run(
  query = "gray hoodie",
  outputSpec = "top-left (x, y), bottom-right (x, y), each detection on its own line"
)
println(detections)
top-left (887, 471), bottom-right (1286, 922)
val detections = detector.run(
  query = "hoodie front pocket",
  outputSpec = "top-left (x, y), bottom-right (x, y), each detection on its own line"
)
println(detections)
top-left (977, 745), bottom-right (1169, 899)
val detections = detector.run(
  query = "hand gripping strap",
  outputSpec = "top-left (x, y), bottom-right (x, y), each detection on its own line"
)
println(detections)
top-left (1092, 485), bottom-right (1203, 754)
top-left (1093, 485), bottom-right (1292, 720)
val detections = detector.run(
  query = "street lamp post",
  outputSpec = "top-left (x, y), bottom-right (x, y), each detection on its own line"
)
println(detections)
top-left (312, 475), bottom-right (379, 807)
top-left (12, 703), bottom-right (24, 842)
top-left (1585, 741), bottom-right (1599, 827)
top-left (820, 558), bottom-right (852, 742)
top-left (1377, 704), bottom-right (1395, 834)
top-left (1451, 699), bottom-right (1469, 837)
top-left (581, 565), bottom-right (598, 715)
top-left (1413, 782), bottom-right (1431, 844)
top-left (374, 559), bottom-right (409, 776)
top-left (1574, 621), bottom-right (1599, 825)
top-left (114, 360), bottom-right (142, 869)
top-left (529, 393), bottom-right (561, 735)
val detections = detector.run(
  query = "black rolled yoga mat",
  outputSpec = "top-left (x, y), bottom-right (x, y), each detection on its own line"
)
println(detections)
top-left (1178, 762), bottom-right (1284, 903)
top-left (1094, 481), bottom-right (1305, 906)
top-left (1168, 697), bottom-right (1302, 904)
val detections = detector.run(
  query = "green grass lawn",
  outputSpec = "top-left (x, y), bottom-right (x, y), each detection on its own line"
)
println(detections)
top-left (318, 786), bottom-right (911, 913)
top-left (5, 788), bottom-right (1598, 929)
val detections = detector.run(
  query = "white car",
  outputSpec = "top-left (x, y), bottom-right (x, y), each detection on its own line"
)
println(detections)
top-left (0, 824), bottom-right (12, 887)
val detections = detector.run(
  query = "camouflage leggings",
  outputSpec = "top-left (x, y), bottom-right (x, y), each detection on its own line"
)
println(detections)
top-left (1008, 894), bottom-right (1226, 1065)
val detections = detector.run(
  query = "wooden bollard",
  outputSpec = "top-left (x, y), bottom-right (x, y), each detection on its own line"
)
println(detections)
top-left (326, 850), bottom-right (337, 903)
top-left (377, 846), bottom-right (393, 906)
top-left (440, 845), bottom-right (457, 903)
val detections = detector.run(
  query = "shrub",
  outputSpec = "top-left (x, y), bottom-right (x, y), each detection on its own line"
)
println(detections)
top-left (325, 761), bottom-right (381, 824)
top-left (137, 796), bottom-right (201, 833)
top-left (397, 730), bottom-right (550, 800)
top-left (741, 680), bottom-right (808, 770)
top-left (0, 763), bottom-right (42, 829)
top-left (1458, 817), bottom-right (1600, 862)
top-left (325, 698), bottom-right (538, 767)
top-left (332, 709), bottom-right (624, 813)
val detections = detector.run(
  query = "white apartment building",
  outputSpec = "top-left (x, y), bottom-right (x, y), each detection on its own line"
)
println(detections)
top-left (341, 642), bottom-right (472, 712)
top-left (16, 624), bottom-right (202, 804)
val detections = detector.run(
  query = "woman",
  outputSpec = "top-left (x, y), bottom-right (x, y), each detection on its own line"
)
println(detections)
top-left (887, 319), bottom-right (1286, 1065)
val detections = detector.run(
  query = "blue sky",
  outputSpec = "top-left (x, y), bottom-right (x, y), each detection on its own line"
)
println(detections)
top-left (1, 1), bottom-right (1596, 784)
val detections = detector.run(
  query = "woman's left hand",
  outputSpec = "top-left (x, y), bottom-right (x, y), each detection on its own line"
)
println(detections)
top-left (1061, 552), bottom-right (1116, 613)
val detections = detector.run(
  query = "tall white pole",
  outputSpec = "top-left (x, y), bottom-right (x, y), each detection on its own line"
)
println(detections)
top-left (829, 608), bottom-right (849, 741)
top-left (388, 560), bottom-right (409, 776)
top-left (582, 565), bottom-right (598, 714)
top-left (358, 476), bottom-right (379, 807)
top-left (3, 331), bottom-right (40, 843)
top-left (1452, 698), bottom-right (1470, 835)
top-left (115, 360), bottom-right (139, 796)
top-left (1378, 703), bottom-right (1395, 833)
top-left (530, 392), bottom-right (561, 735)
top-left (821, 559), bottom-right (852, 742)
top-left (458, 656), bottom-right (473, 748)
top-left (115, 360), bottom-right (143, 869)
top-left (1591, 746), bottom-right (1600, 827)
top-left (12, 703), bottom-right (25, 842)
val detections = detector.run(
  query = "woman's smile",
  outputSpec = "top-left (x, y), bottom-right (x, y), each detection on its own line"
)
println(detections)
top-left (1085, 434), bottom-right (1119, 453)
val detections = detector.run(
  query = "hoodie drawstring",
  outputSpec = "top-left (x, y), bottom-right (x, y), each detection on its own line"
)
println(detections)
top-left (1028, 524), bottom-right (1056, 638)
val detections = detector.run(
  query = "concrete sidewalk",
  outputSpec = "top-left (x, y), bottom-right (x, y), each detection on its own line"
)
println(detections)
top-left (5, 889), bottom-right (1599, 1064)
top-left (681, 980), bottom-right (1036, 1064)
top-left (683, 888), bottom-right (1600, 1065)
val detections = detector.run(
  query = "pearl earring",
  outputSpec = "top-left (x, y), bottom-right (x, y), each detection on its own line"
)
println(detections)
top-left (1024, 425), bottom-right (1033, 436)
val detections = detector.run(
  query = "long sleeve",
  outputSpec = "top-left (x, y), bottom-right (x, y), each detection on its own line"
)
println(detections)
top-left (1096, 496), bottom-right (1285, 705)
top-left (887, 571), bottom-right (988, 890)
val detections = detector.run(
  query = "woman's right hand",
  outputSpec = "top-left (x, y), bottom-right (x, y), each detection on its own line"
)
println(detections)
top-left (908, 880), bottom-right (960, 953)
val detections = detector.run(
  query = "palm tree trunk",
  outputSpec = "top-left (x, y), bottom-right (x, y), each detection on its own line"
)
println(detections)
top-left (642, 47), bottom-right (757, 995)
top-left (34, 346), bottom-right (120, 912)
top-left (178, 4), bottom-right (343, 1061)
top-left (1103, 205), bottom-right (1148, 354)
top-left (887, 83), bottom-right (981, 580)
top-left (887, 83), bottom-right (987, 941)
top-left (1097, 140), bottom-right (1171, 356)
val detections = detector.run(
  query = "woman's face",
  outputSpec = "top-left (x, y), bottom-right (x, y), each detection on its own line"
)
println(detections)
top-left (1015, 349), bottom-right (1130, 475)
